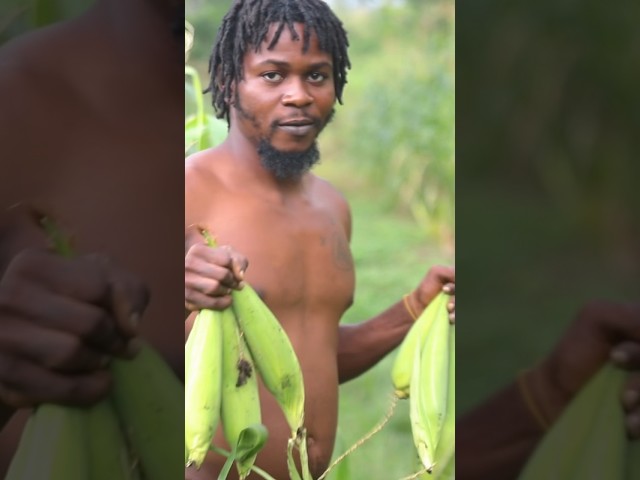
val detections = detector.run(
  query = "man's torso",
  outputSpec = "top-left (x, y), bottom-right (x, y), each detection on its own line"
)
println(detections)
top-left (185, 147), bottom-right (356, 479)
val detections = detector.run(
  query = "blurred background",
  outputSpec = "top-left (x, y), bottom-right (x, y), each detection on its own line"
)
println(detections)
top-left (456, 0), bottom-right (640, 420)
top-left (0, 0), bottom-right (93, 42)
top-left (186, 0), bottom-right (455, 478)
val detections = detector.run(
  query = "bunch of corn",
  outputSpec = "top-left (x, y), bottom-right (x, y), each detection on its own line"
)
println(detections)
top-left (185, 231), bottom-right (311, 480)
top-left (6, 217), bottom-right (184, 479)
top-left (517, 363), bottom-right (639, 479)
top-left (391, 292), bottom-right (455, 479)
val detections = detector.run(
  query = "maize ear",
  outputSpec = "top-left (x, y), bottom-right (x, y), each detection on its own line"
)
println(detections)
top-left (432, 322), bottom-right (455, 480)
top-left (220, 307), bottom-right (262, 479)
top-left (87, 399), bottom-right (140, 480)
top-left (417, 293), bottom-right (451, 468)
top-left (5, 404), bottom-right (89, 480)
top-left (232, 285), bottom-right (305, 437)
top-left (565, 365), bottom-right (626, 480)
top-left (392, 293), bottom-right (447, 399)
top-left (184, 308), bottom-right (223, 469)
top-left (111, 342), bottom-right (185, 480)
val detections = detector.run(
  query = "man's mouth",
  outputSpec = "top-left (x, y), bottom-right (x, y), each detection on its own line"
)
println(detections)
top-left (277, 118), bottom-right (317, 136)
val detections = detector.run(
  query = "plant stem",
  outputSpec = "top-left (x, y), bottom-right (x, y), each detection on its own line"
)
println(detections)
top-left (210, 446), bottom-right (277, 480)
top-left (317, 393), bottom-right (399, 480)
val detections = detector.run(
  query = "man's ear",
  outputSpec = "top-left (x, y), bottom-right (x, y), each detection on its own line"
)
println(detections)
top-left (225, 81), bottom-right (237, 106)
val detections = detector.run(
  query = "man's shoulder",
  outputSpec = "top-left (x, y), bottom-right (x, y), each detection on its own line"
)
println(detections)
top-left (185, 146), bottom-right (231, 202)
top-left (309, 174), bottom-right (350, 208)
top-left (185, 146), bottom-right (226, 184)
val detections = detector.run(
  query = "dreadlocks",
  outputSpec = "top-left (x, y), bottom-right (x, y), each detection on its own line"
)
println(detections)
top-left (207, 0), bottom-right (351, 125)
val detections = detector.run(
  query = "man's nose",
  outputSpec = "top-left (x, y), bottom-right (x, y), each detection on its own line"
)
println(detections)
top-left (281, 78), bottom-right (313, 107)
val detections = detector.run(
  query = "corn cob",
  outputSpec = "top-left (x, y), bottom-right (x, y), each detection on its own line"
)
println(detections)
top-left (220, 307), bottom-right (262, 479)
top-left (184, 307), bottom-right (223, 469)
top-left (88, 399), bottom-right (141, 480)
top-left (111, 342), bottom-right (185, 480)
top-left (231, 281), bottom-right (305, 438)
top-left (233, 284), bottom-right (313, 479)
top-left (5, 405), bottom-right (89, 479)
top-left (430, 321), bottom-right (455, 480)
top-left (415, 293), bottom-right (451, 471)
top-left (392, 293), bottom-right (447, 399)
top-left (565, 365), bottom-right (626, 480)
top-left (409, 333), bottom-right (434, 473)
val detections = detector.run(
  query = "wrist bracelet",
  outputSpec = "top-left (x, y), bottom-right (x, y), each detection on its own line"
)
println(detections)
top-left (402, 294), bottom-right (419, 321)
top-left (517, 370), bottom-right (550, 431)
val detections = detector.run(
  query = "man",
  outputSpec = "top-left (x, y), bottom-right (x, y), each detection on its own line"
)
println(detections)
top-left (183, 1), bottom-right (456, 478)
top-left (185, 1), bottom-right (639, 479)
top-left (0, 0), bottom-right (184, 475)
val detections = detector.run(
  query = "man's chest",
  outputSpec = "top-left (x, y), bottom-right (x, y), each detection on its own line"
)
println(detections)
top-left (206, 201), bottom-right (356, 314)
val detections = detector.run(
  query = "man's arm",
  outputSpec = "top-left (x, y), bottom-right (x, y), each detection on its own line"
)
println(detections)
top-left (457, 381), bottom-right (545, 480)
top-left (337, 299), bottom-right (416, 383)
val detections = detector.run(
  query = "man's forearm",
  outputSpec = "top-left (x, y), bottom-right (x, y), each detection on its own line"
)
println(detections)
top-left (337, 300), bottom-right (414, 383)
top-left (457, 381), bottom-right (544, 480)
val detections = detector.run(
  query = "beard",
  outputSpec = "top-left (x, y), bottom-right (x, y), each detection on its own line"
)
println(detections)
top-left (257, 140), bottom-right (321, 180)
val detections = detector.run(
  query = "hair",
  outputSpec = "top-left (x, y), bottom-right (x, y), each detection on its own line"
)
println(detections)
top-left (207, 0), bottom-right (351, 125)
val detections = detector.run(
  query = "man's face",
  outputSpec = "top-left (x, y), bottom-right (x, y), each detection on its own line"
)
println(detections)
top-left (231, 22), bottom-right (336, 161)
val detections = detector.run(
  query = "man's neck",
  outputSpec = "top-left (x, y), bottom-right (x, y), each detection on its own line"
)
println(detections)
top-left (222, 133), bottom-right (309, 192)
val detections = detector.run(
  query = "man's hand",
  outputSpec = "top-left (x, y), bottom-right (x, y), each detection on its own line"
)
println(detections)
top-left (407, 265), bottom-right (456, 322)
top-left (527, 301), bottom-right (640, 438)
top-left (184, 227), bottom-right (248, 312)
top-left (0, 248), bottom-right (149, 408)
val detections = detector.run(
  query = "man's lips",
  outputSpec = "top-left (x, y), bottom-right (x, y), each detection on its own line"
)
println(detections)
top-left (277, 118), bottom-right (317, 135)
top-left (279, 118), bottom-right (315, 126)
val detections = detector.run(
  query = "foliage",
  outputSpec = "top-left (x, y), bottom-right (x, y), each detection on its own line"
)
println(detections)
top-left (0, 0), bottom-right (92, 44)
top-left (333, 2), bottom-right (454, 245)
top-left (185, 20), bottom-right (228, 157)
top-left (184, 64), bottom-right (227, 156)
top-left (456, 0), bottom-right (640, 260)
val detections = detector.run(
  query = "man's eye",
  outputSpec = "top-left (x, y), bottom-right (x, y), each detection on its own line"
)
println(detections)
top-left (262, 72), bottom-right (283, 82)
top-left (308, 72), bottom-right (327, 83)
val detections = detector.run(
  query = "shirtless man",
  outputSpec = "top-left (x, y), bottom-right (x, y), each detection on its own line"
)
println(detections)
top-left (0, 0), bottom-right (184, 476)
top-left (184, 1), bottom-right (639, 480)
top-left (184, 1), bottom-right (455, 478)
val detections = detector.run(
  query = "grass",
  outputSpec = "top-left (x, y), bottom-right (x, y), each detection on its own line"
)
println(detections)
top-left (315, 154), bottom-right (453, 480)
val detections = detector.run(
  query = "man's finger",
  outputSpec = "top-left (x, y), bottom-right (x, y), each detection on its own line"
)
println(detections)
top-left (0, 355), bottom-right (111, 407)
top-left (611, 341), bottom-right (640, 369)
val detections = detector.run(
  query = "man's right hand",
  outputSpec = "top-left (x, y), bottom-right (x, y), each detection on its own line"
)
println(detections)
top-left (184, 229), bottom-right (248, 313)
top-left (0, 249), bottom-right (149, 408)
